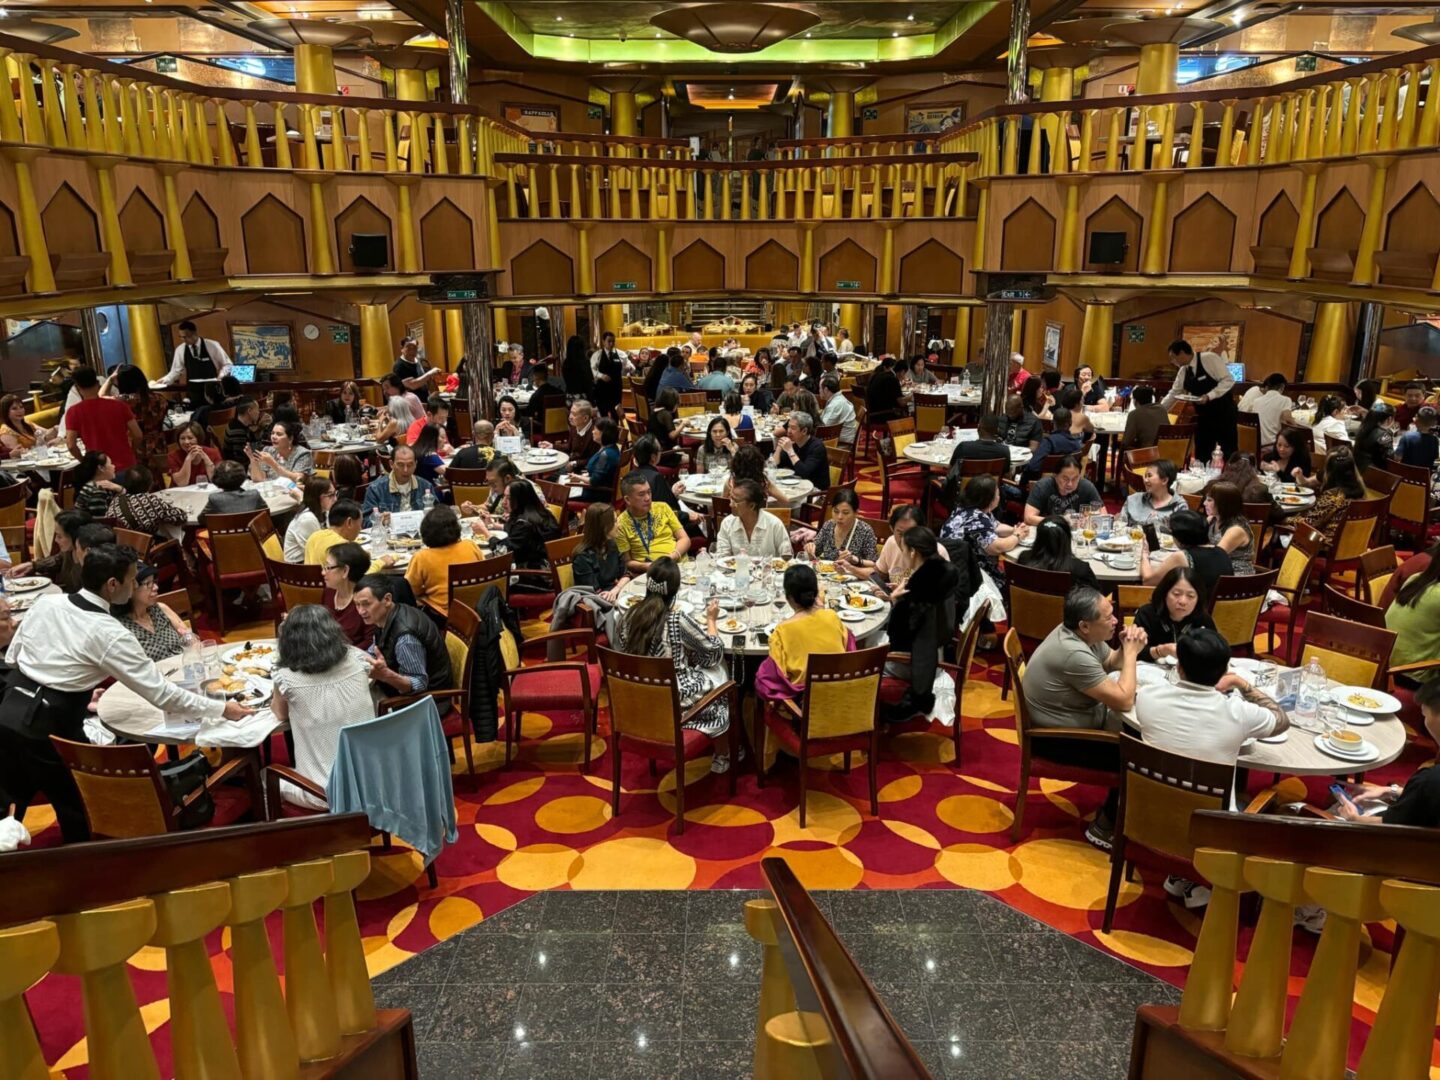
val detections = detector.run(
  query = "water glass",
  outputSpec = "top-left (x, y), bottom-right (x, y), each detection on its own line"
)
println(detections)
top-left (1251, 661), bottom-right (1278, 697)
top-left (1318, 702), bottom-right (1346, 740)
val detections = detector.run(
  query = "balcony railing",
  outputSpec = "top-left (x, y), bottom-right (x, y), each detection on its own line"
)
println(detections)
top-left (773, 133), bottom-right (944, 158)
top-left (492, 152), bottom-right (979, 221)
top-left (938, 44), bottom-right (1440, 176)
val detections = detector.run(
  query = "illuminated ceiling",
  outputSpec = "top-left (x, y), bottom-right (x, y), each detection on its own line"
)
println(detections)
top-left (681, 80), bottom-right (784, 109)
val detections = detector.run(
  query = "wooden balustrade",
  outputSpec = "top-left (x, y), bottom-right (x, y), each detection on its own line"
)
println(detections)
top-left (773, 133), bottom-right (942, 158)
top-left (1130, 809), bottom-right (1440, 1079)
top-left (520, 131), bottom-right (693, 159)
top-left (0, 816), bottom-right (415, 1079)
top-left (492, 151), bottom-right (978, 222)
top-left (937, 42), bottom-right (1440, 178)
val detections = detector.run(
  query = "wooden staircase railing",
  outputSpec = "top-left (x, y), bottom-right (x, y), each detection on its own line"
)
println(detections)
top-left (0, 815), bottom-right (417, 1080)
top-left (1130, 809), bottom-right (1440, 1079)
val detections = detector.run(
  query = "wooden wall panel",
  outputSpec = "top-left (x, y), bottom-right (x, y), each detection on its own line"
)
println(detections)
top-left (241, 194), bottom-right (306, 274)
top-left (1169, 194), bottom-right (1237, 273)
top-left (1083, 196), bottom-right (1142, 273)
top-left (1383, 183), bottom-right (1440, 254)
top-left (1315, 189), bottom-right (1364, 252)
top-left (1256, 192), bottom-right (1298, 247)
top-left (594, 240), bottom-right (652, 294)
top-left (673, 239), bottom-right (725, 292)
top-left (898, 238), bottom-right (964, 295)
top-left (1118, 298), bottom-right (1303, 379)
top-left (41, 182), bottom-right (100, 255)
top-left (334, 196), bottom-right (393, 273)
top-left (510, 239), bottom-right (574, 296)
top-left (119, 190), bottom-right (166, 252)
top-left (744, 239), bottom-right (798, 293)
top-left (1000, 198), bottom-right (1056, 271)
top-left (817, 238), bottom-right (876, 293)
top-left (419, 198), bottom-right (476, 271)
top-left (182, 194), bottom-right (222, 249)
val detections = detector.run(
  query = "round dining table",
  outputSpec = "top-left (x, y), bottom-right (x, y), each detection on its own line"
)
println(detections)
top-left (157, 479), bottom-right (303, 525)
top-left (1001, 538), bottom-right (1149, 583)
top-left (4, 579), bottom-right (64, 623)
top-left (512, 447), bottom-right (569, 477)
top-left (675, 470), bottom-right (815, 511)
top-left (905, 437), bottom-right (1031, 472)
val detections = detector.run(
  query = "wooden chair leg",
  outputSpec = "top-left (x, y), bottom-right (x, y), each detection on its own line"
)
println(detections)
top-left (610, 741), bottom-right (622, 818)
top-left (461, 731), bottom-right (474, 778)
top-left (581, 704), bottom-right (593, 775)
top-left (425, 862), bottom-right (438, 889)
top-left (1010, 757), bottom-right (1031, 843)
top-left (868, 732), bottom-right (879, 817)
top-left (843, 750), bottom-right (852, 774)
top-left (503, 706), bottom-right (514, 766)
top-left (1102, 843), bottom-right (1125, 934)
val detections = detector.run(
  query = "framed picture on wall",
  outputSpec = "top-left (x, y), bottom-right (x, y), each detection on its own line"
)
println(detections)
top-left (1043, 322), bottom-right (1063, 368)
top-left (405, 318), bottom-right (425, 354)
top-left (905, 102), bottom-right (966, 134)
top-left (1177, 322), bottom-right (1244, 363)
top-left (503, 103), bottom-right (561, 134)
top-left (229, 322), bottom-right (295, 371)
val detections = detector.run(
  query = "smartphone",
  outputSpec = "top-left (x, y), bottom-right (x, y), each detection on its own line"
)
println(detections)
top-left (1142, 522), bottom-right (1161, 551)
top-left (1329, 784), bottom-right (1357, 810)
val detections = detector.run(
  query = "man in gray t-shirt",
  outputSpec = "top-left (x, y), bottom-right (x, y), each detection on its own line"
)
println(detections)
top-left (1019, 587), bottom-right (1148, 849)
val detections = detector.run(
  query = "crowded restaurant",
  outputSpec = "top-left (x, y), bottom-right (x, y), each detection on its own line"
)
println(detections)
top-left (0, 2), bottom-right (1438, 1078)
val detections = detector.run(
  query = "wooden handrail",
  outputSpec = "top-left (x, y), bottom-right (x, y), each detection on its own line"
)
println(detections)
top-left (762, 857), bottom-right (931, 1078)
top-left (0, 814), bottom-right (373, 925)
top-left (534, 132), bottom-right (691, 147)
top-left (1189, 809), bottom-right (1440, 886)
top-left (494, 150), bottom-right (978, 169)
top-left (774, 133), bottom-right (942, 147)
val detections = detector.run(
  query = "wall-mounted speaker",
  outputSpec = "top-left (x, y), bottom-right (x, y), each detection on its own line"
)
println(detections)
top-left (350, 233), bottom-right (390, 271)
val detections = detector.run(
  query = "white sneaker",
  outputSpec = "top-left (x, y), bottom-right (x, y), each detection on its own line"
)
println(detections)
top-left (709, 753), bottom-right (730, 774)
top-left (1163, 876), bottom-right (1212, 909)
top-left (1294, 904), bottom-right (1327, 934)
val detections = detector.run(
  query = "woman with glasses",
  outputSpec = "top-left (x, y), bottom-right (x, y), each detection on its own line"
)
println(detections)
top-left (285, 477), bottom-right (337, 564)
top-left (320, 541), bottom-right (374, 649)
top-left (112, 563), bottom-right (187, 661)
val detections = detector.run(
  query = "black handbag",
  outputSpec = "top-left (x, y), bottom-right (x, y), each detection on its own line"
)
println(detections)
top-left (159, 751), bottom-right (215, 829)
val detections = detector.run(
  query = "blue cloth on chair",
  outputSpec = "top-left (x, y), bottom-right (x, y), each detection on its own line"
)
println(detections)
top-left (326, 696), bottom-right (458, 864)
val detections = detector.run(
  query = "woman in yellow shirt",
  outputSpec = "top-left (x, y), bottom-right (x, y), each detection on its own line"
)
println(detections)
top-left (405, 506), bottom-right (485, 620)
top-left (761, 564), bottom-right (851, 700)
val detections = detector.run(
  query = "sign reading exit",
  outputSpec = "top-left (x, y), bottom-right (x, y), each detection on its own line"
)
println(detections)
top-left (612, 281), bottom-right (637, 291)
top-left (835, 280), bottom-right (861, 290)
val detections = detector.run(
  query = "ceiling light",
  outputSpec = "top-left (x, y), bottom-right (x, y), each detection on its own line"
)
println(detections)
top-left (907, 12), bottom-right (915, 20)
top-left (1232, 11), bottom-right (1245, 23)
top-left (892, 31), bottom-right (899, 37)
top-left (555, 14), bottom-right (562, 20)
top-left (655, 31), bottom-right (661, 37)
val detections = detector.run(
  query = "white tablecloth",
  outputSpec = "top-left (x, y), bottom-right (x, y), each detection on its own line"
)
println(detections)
top-left (157, 479), bottom-right (302, 525)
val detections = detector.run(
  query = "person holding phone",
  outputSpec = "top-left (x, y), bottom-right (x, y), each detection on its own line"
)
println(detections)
top-left (1330, 679), bottom-right (1440, 827)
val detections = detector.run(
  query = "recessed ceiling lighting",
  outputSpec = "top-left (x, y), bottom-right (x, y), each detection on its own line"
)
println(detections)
top-left (554, 14), bottom-right (562, 20)
top-left (892, 30), bottom-right (899, 37)
top-left (655, 31), bottom-right (661, 37)
top-left (805, 32), bottom-right (812, 37)
top-left (907, 12), bottom-right (915, 20)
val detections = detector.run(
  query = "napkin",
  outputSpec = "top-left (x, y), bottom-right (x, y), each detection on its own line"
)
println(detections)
top-left (196, 707), bottom-right (277, 749)
top-left (0, 816), bottom-right (32, 852)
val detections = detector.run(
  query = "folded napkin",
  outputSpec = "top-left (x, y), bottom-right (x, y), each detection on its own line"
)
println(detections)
top-left (196, 707), bottom-right (278, 749)
top-left (0, 816), bottom-right (32, 852)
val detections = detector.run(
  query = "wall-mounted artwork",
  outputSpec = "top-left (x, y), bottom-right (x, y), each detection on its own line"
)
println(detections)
top-left (503, 103), bottom-right (561, 133)
top-left (229, 322), bottom-right (294, 371)
top-left (1177, 322), bottom-right (1244, 363)
top-left (905, 102), bottom-right (966, 134)
top-left (1043, 322), bottom-right (1063, 368)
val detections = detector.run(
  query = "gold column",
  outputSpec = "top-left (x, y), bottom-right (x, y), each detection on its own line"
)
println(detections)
top-left (242, 102), bottom-right (264, 166)
top-left (1, 145), bottom-right (56, 294)
top-left (1105, 109), bottom-right (1123, 171)
top-left (746, 900), bottom-right (798, 1074)
top-left (1356, 880), bottom-right (1440, 1078)
top-left (224, 869), bottom-right (298, 1080)
top-left (611, 91), bottom-right (637, 137)
top-left (1418, 59), bottom-right (1440, 147)
top-left (118, 80), bottom-right (142, 157)
top-left (422, 306), bottom-right (445, 368)
top-left (879, 222), bottom-right (897, 294)
top-left (1055, 176), bottom-right (1087, 273)
top-left (156, 162), bottom-right (194, 281)
top-left (273, 103), bottom-right (293, 169)
top-left (1358, 74), bottom-right (1382, 153)
top-left (1340, 78), bottom-right (1363, 155)
top-left (1216, 100), bottom-right (1237, 166)
top-left (90, 156), bottom-right (133, 287)
top-left (294, 43), bottom-right (339, 95)
top-left (602, 304), bottom-right (624, 334)
top-left (1351, 155), bottom-right (1395, 286)
top-left (37, 59), bottom-right (67, 147)
top-left (1287, 162), bottom-right (1325, 280)
top-left (1378, 70), bottom-right (1400, 151)
top-left (355, 108), bottom-right (372, 172)
top-left (387, 175), bottom-right (421, 273)
top-left (826, 90), bottom-right (854, 139)
top-left (443, 309), bottom-right (465, 368)
top-left (799, 223), bottom-right (817, 293)
top-left (1136, 43), bottom-right (1178, 94)
top-left (1037, 67), bottom-right (1074, 171)
top-left (0, 921), bottom-right (59, 1080)
top-left (1187, 102), bottom-right (1205, 168)
top-left (1178, 849), bottom-right (1249, 1031)
top-left (1003, 117), bottom-right (1020, 175)
top-left (61, 64), bottom-right (87, 149)
top-left (301, 175), bottom-right (336, 274)
top-left (1078, 303), bottom-right (1115, 375)
top-left (1306, 302), bottom-right (1354, 384)
top-left (1396, 63), bottom-right (1423, 150)
top-left (80, 69), bottom-right (106, 152)
top-left (485, 180), bottom-right (508, 342)
top-left (656, 224), bottom-right (672, 294)
top-left (150, 883), bottom-right (243, 1080)
top-left (1225, 858), bottom-right (1308, 1058)
top-left (359, 303), bottom-right (393, 379)
top-left (971, 178), bottom-right (990, 270)
top-left (127, 305), bottom-right (167, 378)
top-left (1141, 175), bottom-right (1172, 275)
top-left (12, 54), bottom-right (44, 146)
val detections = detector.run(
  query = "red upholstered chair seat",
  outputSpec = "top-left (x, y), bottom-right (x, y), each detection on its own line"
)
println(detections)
top-left (508, 591), bottom-right (557, 616)
top-left (509, 663), bottom-right (603, 712)
top-left (763, 707), bottom-right (872, 758)
top-left (212, 568), bottom-right (268, 591)
top-left (208, 785), bottom-right (256, 828)
top-left (618, 726), bottom-right (713, 765)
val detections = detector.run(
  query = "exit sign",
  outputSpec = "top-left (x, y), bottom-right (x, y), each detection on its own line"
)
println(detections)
top-left (444, 289), bottom-right (479, 301)
top-left (612, 281), bottom-right (637, 291)
top-left (835, 280), bottom-right (861, 290)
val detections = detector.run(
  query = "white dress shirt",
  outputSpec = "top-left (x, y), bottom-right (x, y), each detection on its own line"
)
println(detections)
top-left (7, 589), bottom-right (224, 718)
top-left (55, 384), bottom-right (82, 438)
top-left (160, 339), bottom-right (233, 387)
top-left (820, 393), bottom-right (858, 444)
top-left (713, 510), bottom-right (792, 560)
top-left (1163, 351), bottom-right (1233, 408)
top-left (1312, 414), bottom-right (1351, 453)
top-left (1238, 387), bottom-right (1295, 446)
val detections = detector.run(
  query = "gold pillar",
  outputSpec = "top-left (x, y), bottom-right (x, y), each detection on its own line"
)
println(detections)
top-left (799, 223), bottom-right (817, 293)
top-left (880, 223), bottom-right (896, 294)
top-left (602, 304), bottom-right (624, 333)
top-left (0, 921), bottom-right (58, 1080)
top-left (1225, 858), bottom-right (1308, 1059)
top-left (127, 305), bottom-right (167, 378)
top-left (1078, 303), bottom-right (1115, 376)
top-left (423, 306), bottom-right (446, 367)
top-left (1037, 67), bottom-right (1074, 167)
top-left (1306, 302), bottom-right (1354, 384)
top-left (837, 303), bottom-right (860, 339)
top-left (1141, 176), bottom-right (1172, 275)
top-left (1136, 43), bottom-right (1179, 94)
top-left (224, 870), bottom-right (298, 1080)
top-left (156, 162), bottom-right (193, 281)
top-left (359, 303), bottom-right (393, 379)
top-left (3, 146), bottom-right (56, 293)
top-left (387, 175), bottom-right (421, 273)
top-left (90, 158), bottom-right (133, 288)
top-left (1287, 163), bottom-right (1325, 280)
top-left (323, 852), bottom-right (376, 1037)
top-left (294, 43), bottom-right (338, 96)
top-left (485, 180), bottom-right (508, 342)
top-left (1056, 176), bottom-right (1086, 273)
top-left (150, 883), bottom-right (244, 1080)
top-left (611, 91), bottom-right (637, 137)
top-left (444, 309), bottom-right (465, 368)
top-left (656, 224), bottom-right (672, 294)
top-left (302, 175), bottom-right (335, 275)
top-left (1351, 156), bottom-right (1395, 286)
top-left (826, 91), bottom-right (854, 139)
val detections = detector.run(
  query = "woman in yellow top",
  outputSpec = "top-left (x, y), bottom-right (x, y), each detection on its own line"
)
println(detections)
top-left (761, 563), bottom-right (851, 700)
top-left (404, 505), bottom-right (485, 620)
top-left (0, 393), bottom-right (54, 454)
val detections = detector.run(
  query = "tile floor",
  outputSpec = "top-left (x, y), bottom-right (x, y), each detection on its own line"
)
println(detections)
top-left (374, 888), bottom-right (1180, 1079)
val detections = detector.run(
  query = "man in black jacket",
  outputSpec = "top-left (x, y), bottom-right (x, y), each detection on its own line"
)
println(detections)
top-left (943, 412), bottom-right (1012, 507)
top-left (865, 356), bottom-right (904, 421)
top-left (771, 411), bottom-right (830, 491)
top-left (355, 575), bottom-right (452, 697)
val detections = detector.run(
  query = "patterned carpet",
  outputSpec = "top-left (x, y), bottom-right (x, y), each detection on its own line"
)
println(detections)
top-left (21, 461), bottom-right (1438, 1076)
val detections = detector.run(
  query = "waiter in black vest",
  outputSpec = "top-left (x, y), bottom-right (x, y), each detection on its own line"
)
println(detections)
top-left (159, 320), bottom-right (233, 406)
top-left (0, 545), bottom-right (252, 842)
top-left (1162, 339), bottom-right (1238, 460)
top-left (589, 331), bottom-right (624, 418)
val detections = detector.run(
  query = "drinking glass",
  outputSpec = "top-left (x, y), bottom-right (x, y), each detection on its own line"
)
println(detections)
top-left (1318, 702), bottom-right (1346, 740)
top-left (1251, 661), bottom-right (1278, 698)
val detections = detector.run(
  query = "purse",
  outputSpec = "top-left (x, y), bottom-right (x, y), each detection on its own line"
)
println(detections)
top-left (159, 751), bottom-right (215, 829)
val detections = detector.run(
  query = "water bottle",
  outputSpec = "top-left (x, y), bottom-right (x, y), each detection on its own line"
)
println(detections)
top-left (961, 368), bottom-right (971, 391)
top-left (1210, 444), bottom-right (1225, 472)
top-left (422, 488), bottom-right (436, 513)
top-left (180, 633), bottom-right (206, 692)
top-left (1295, 656), bottom-right (1325, 726)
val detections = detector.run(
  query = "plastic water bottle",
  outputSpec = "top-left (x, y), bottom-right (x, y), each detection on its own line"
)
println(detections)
top-left (961, 368), bottom-right (972, 391)
top-left (422, 488), bottom-right (435, 513)
top-left (180, 633), bottom-right (206, 692)
top-left (1210, 444), bottom-right (1225, 472)
top-left (1295, 656), bottom-right (1325, 726)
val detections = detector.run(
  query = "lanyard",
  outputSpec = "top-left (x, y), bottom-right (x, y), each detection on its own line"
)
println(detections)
top-left (632, 512), bottom-right (655, 555)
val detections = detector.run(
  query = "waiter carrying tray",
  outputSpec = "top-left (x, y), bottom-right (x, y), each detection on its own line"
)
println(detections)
top-left (157, 319), bottom-right (233, 406)
top-left (0, 545), bottom-right (252, 843)
top-left (1162, 338), bottom-right (1238, 460)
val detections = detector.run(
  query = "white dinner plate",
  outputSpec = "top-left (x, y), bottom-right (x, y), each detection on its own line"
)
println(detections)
top-left (202, 673), bottom-right (272, 707)
top-left (619, 594), bottom-right (643, 610)
top-left (219, 641), bottom-right (276, 671)
top-left (837, 608), bottom-right (868, 622)
top-left (1096, 538), bottom-right (1131, 553)
top-left (1228, 657), bottom-right (1268, 676)
top-left (773, 469), bottom-right (795, 479)
top-left (1257, 730), bottom-right (1290, 744)
top-left (717, 617), bottom-right (748, 635)
top-left (1135, 665), bottom-right (1169, 687)
top-left (6, 594), bottom-right (40, 613)
top-left (840, 593), bottom-right (885, 613)
top-left (1312, 733), bottom-right (1380, 763)
top-left (1325, 686), bottom-right (1401, 715)
top-left (5, 576), bottom-right (50, 593)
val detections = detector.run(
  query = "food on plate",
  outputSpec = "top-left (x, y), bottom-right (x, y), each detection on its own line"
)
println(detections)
top-left (817, 560), bottom-right (836, 574)
top-left (203, 676), bottom-right (248, 694)
top-left (771, 558), bottom-right (789, 571)
top-left (1346, 693), bottom-right (1381, 710)
top-left (720, 617), bottom-right (745, 633)
top-left (1329, 729), bottom-right (1363, 747)
top-left (847, 594), bottom-right (869, 609)
top-left (1279, 495), bottom-right (1306, 505)
top-left (235, 644), bottom-right (274, 662)
top-left (389, 537), bottom-right (423, 550)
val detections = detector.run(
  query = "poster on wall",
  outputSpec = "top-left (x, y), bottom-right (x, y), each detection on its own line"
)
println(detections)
top-left (230, 322), bottom-right (295, 371)
top-left (905, 102), bottom-right (966, 134)
top-left (503, 103), bottom-right (561, 134)
top-left (1043, 322), bottom-right (1063, 368)
top-left (1178, 322), bottom-right (1244, 363)
top-left (405, 318), bottom-right (425, 355)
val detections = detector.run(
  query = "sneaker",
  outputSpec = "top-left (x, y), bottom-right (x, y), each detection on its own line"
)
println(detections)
top-left (1294, 904), bottom-right (1328, 934)
top-left (710, 753), bottom-right (730, 774)
top-left (1163, 876), bottom-right (1212, 909)
top-left (1084, 820), bottom-right (1114, 852)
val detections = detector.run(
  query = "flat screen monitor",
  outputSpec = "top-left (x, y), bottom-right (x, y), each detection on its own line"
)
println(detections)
top-left (1088, 231), bottom-right (1128, 266)
top-left (1227, 362), bottom-right (1246, 384)
top-left (230, 364), bottom-right (256, 383)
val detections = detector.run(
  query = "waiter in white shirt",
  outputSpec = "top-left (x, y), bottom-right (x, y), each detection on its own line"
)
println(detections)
top-left (1162, 339), bottom-right (1238, 459)
top-left (0, 544), bottom-right (251, 842)
top-left (589, 331), bottom-right (624, 417)
top-left (159, 319), bottom-right (233, 405)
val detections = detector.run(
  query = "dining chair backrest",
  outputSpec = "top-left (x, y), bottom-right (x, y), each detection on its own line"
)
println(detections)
top-left (445, 466), bottom-right (490, 508)
top-left (205, 510), bottom-right (268, 580)
top-left (859, 516), bottom-right (893, 545)
top-left (0, 481), bottom-right (27, 528)
top-left (452, 400), bottom-right (473, 443)
top-left (676, 393), bottom-right (707, 419)
top-left (55, 467), bottom-right (77, 511)
top-left (1003, 630), bottom-right (1034, 743)
top-left (1274, 521), bottom-right (1324, 597)
top-left (1382, 457), bottom-right (1432, 541)
top-left (157, 588), bottom-right (192, 624)
top-left (444, 601), bottom-right (480, 709)
top-left (49, 738), bottom-right (174, 838)
top-left (448, 551), bottom-right (512, 609)
top-left (798, 646), bottom-right (888, 740)
top-left (1002, 561), bottom-right (1072, 652)
top-left (960, 457), bottom-right (1007, 479)
top-left (1155, 424), bottom-right (1196, 471)
top-left (1117, 733), bottom-right (1232, 864)
top-left (112, 527), bottom-right (154, 558)
top-left (1357, 546), bottom-right (1397, 607)
top-left (1207, 568), bottom-right (1279, 650)
top-left (1296, 611), bottom-right (1397, 690)
top-left (1241, 502), bottom-right (1273, 557)
top-left (598, 647), bottom-right (684, 744)
top-left (245, 513), bottom-right (284, 562)
top-left (826, 446), bottom-right (852, 487)
top-left (1115, 583), bottom-right (1152, 627)
top-left (264, 556), bottom-right (325, 611)
top-left (1235, 413), bottom-right (1261, 459)
top-left (542, 406), bottom-right (570, 442)
top-left (886, 417), bottom-right (917, 457)
top-left (1320, 583), bottom-right (1386, 628)
top-left (545, 533), bottom-right (585, 592)
top-left (1331, 496), bottom-right (1388, 563)
top-left (1124, 446), bottom-right (1162, 471)
top-left (1362, 465), bottom-right (1402, 502)
top-left (206, 406), bottom-right (235, 448)
top-left (913, 393), bottom-right (948, 440)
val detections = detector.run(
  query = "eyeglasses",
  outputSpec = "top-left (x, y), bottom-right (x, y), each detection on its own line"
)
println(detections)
top-left (323, 564), bottom-right (342, 573)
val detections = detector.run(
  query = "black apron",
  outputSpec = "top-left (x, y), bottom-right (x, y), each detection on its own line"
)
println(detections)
top-left (0, 594), bottom-right (108, 743)
top-left (595, 350), bottom-right (622, 415)
top-left (183, 341), bottom-right (224, 405)
top-left (1183, 359), bottom-right (1238, 460)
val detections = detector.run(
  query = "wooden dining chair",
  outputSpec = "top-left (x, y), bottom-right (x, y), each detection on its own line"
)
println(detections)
top-left (1321, 495), bottom-right (1389, 596)
top-left (826, 445), bottom-right (853, 487)
top-left (876, 440), bottom-right (925, 516)
top-left (1003, 629), bottom-right (1120, 843)
top-left (205, 406), bottom-right (236, 449)
top-left (885, 417), bottom-right (918, 457)
top-left (1155, 424), bottom-right (1197, 472)
top-left (597, 646), bottom-right (739, 831)
top-left (196, 510), bottom-right (273, 634)
top-left (1320, 583), bottom-right (1386, 628)
top-left (445, 467), bottom-right (490, 510)
top-left (157, 588), bottom-right (193, 627)
top-left (544, 533), bottom-right (585, 594)
top-left (447, 551), bottom-right (513, 610)
top-left (913, 393), bottom-right (949, 441)
top-left (1294, 611), bottom-right (1397, 691)
top-left (759, 646), bottom-right (889, 828)
top-left (1256, 521), bottom-right (1324, 663)
top-left (1235, 412), bottom-right (1261, 459)
top-left (882, 619), bottom-right (983, 766)
top-left (263, 557), bottom-right (325, 613)
top-left (1115, 583), bottom-right (1153, 628)
top-left (1381, 458), bottom-right (1435, 550)
top-left (1002, 560), bottom-right (1072, 657)
top-left (1207, 568), bottom-right (1280, 656)
top-left (1357, 546), bottom-right (1398, 607)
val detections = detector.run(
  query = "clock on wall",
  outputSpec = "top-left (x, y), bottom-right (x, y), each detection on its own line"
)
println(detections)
top-left (302, 323), bottom-right (320, 341)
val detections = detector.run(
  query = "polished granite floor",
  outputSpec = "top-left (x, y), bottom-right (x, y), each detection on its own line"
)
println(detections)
top-left (374, 888), bottom-right (1179, 1079)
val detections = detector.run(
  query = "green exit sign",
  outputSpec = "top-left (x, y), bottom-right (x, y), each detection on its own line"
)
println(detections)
top-left (445, 289), bottom-right (479, 301)
top-left (835, 280), bottom-right (861, 290)
top-left (612, 281), bottom-right (637, 291)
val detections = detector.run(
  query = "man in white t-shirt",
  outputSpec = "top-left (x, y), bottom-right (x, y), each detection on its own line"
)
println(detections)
top-left (1133, 627), bottom-right (1288, 906)
top-left (1237, 372), bottom-right (1295, 447)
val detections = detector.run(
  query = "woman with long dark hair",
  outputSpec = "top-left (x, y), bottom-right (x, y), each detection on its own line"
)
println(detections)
top-left (1017, 515), bottom-right (1098, 589)
top-left (116, 364), bottom-right (168, 476)
top-left (883, 525), bottom-right (961, 722)
top-left (1352, 402), bottom-right (1397, 473)
top-left (546, 503), bottom-right (630, 657)
top-left (1141, 507), bottom-right (1233, 594)
top-left (1262, 427), bottom-right (1314, 485)
top-left (285, 476), bottom-right (338, 563)
top-left (0, 392), bottom-right (53, 454)
top-left (326, 381), bottom-right (366, 425)
top-left (248, 420), bottom-right (313, 482)
top-left (1311, 394), bottom-right (1351, 454)
top-left (562, 334), bottom-right (595, 402)
top-left (74, 451), bottom-right (122, 517)
top-left (411, 423), bottom-right (447, 484)
top-left (1204, 480), bottom-right (1255, 575)
top-left (618, 556), bottom-right (731, 758)
top-left (697, 416), bottom-right (737, 473)
top-left (505, 478), bottom-right (560, 571)
top-left (1134, 565), bottom-right (1216, 664)
top-left (1297, 447), bottom-right (1366, 546)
